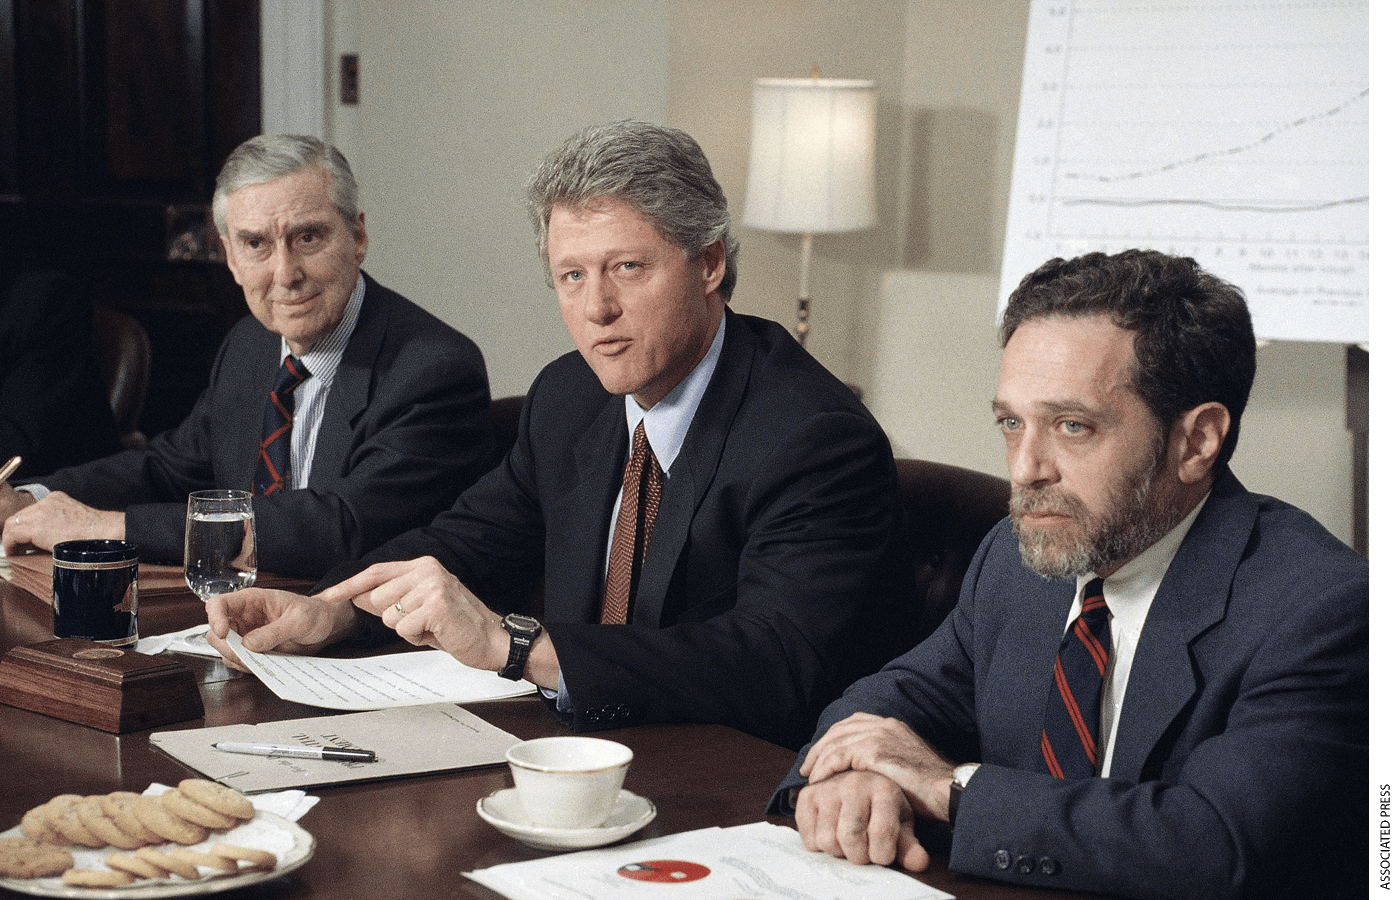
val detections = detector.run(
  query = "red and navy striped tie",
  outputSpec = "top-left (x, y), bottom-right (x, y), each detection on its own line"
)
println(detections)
top-left (253, 355), bottom-right (310, 495)
top-left (1040, 578), bottom-right (1112, 779)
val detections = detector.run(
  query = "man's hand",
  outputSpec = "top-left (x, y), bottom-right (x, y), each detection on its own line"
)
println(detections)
top-left (0, 483), bottom-right (35, 526)
top-left (800, 712), bottom-right (956, 822)
top-left (1, 491), bottom-right (122, 555)
top-left (206, 587), bottom-right (360, 672)
top-left (795, 769), bottom-right (931, 871)
top-left (316, 556), bottom-right (560, 688)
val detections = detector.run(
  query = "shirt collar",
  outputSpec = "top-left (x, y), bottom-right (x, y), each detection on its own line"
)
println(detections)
top-left (281, 272), bottom-right (365, 384)
top-left (623, 314), bottom-right (726, 474)
top-left (1080, 489), bottom-right (1212, 611)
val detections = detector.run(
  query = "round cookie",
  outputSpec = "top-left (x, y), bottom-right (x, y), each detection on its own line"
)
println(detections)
top-left (102, 792), bottom-right (163, 845)
top-left (160, 790), bottom-right (239, 830)
top-left (0, 835), bottom-right (74, 879)
top-left (19, 805), bottom-right (62, 845)
top-left (105, 852), bottom-right (167, 880)
top-left (48, 798), bottom-right (107, 849)
top-left (76, 796), bottom-right (144, 850)
top-left (131, 795), bottom-right (209, 846)
top-left (209, 842), bottom-right (277, 870)
top-left (176, 780), bottom-right (255, 821)
top-left (136, 847), bottom-right (199, 880)
top-left (62, 869), bottom-right (136, 887)
top-left (36, 795), bottom-right (84, 846)
top-left (168, 846), bottom-right (237, 874)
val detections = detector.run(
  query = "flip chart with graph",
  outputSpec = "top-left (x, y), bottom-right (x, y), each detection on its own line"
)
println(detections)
top-left (1000, 1), bottom-right (1368, 343)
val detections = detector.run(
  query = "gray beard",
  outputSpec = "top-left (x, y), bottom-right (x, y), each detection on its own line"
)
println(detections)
top-left (1011, 456), bottom-right (1182, 580)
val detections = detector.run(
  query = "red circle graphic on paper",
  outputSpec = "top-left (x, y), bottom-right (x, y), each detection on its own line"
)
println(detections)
top-left (617, 859), bottom-right (711, 882)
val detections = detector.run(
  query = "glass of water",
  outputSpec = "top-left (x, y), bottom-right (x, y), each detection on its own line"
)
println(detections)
top-left (184, 489), bottom-right (257, 602)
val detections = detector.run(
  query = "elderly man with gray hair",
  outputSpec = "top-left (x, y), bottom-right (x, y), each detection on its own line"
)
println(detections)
top-left (205, 121), bottom-right (911, 750)
top-left (0, 134), bottom-right (495, 578)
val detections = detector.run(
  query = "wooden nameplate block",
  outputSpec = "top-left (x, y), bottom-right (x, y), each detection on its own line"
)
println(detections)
top-left (0, 638), bottom-right (204, 733)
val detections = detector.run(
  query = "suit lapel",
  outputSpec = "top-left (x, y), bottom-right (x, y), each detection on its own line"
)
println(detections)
top-left (631, 310), bottom-right (754, 628)
top-left (547, 396), bottom-right (628, 623)
top-left (231, 327), bottom-right (283, 491)
top-left (1109, 471), bottom-right (1258, 780)
top-left (307, 274), bottom-right (381, 486)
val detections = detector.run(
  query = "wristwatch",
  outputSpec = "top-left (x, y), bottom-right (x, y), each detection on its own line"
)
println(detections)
top-left (498, 613), bottom-right (542, 681)
top-left (948, 762), bottom-right (980, 826)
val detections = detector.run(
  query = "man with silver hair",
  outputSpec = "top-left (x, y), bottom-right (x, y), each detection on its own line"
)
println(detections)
top-left (0, 134), bottom-right (495, 577)
top-left (207, 121), bottom-right (911, 750)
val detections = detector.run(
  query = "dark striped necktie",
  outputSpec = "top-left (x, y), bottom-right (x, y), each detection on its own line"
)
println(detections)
top-left (1040, 577), bottom-right (1112, 779)
top-left (600, 421), bottom-right (663, 625)
top-left (253, 355), bottom-right (310, 495)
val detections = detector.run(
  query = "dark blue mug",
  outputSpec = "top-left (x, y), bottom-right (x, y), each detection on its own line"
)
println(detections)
top-left (52, 539), bottom-right (139, 647)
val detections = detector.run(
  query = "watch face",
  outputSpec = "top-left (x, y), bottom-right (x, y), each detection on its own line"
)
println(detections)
top-left (503, 614), bottom-right (540, 634)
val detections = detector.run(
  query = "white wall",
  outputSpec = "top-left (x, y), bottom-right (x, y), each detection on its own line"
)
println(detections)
top-left (316, 0), bottom-right (1360, 547)
top-left (327, 0), bottom-right (671, 396)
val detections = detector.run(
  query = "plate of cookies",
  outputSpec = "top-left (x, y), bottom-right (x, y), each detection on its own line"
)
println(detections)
top-left (0, 780), bottom-right (314, 897)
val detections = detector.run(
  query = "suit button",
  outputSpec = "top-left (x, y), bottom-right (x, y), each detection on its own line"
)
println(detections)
top-left (1039, 856), bottom-right (1060, 876)
top-left (1015, 855), bottom-right (1034, 875)
top-left (994, 850), bottom-right (1012, 870)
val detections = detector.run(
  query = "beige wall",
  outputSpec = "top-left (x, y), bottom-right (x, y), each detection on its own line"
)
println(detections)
top-left (326, 0), bottom-right (1360, 546)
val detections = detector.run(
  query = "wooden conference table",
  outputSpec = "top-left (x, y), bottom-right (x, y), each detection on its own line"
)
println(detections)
top-left (0, 563), bottom-right (1099, 900)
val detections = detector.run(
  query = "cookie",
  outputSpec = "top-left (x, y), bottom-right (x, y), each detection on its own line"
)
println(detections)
top-left (131, 795), bottom-right (209, 845)
top-left (75, 796), bottom-right (145, 851)
top-left (209, 842), bottom-right (277, 870)
top-left (35, 795), bottom-right (84, 846)
top-left (62, 869), bottom-right (136, 887)
top-left (135, 847), bottom-right (199, 880)
top-left (105, 852), bottom-right (167, 880)
top-left (102, 792), bottom-right (163, 845)
top-left (19, 805), bottom-right (62, 845)
top-left (47, 798), bottom-right (107, 849)
top-left (0, 835), bottom-right (74, 879)
top-left (176, 780), bottom-right (255, 821)
top-left (168, 846), bottom-right (238, 874)
top-left (160, 789), bottom-right (239, 830)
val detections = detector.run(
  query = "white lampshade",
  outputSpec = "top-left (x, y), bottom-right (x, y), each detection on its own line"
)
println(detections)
top-left (743, 77), bottom-right (877, 234)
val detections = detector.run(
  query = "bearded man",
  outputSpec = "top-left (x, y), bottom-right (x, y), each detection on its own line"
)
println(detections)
top-left (770, 249), bottom-right (1367, 900)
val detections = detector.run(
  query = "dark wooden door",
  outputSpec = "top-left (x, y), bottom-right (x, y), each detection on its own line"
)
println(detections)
top-left (0, 0), bottom-right (260, 436)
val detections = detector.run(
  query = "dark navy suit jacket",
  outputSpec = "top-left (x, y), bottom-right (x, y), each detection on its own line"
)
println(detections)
top-left (326, 310), bottom-right (912, 750)
top-left (41, 274), bottom-right (494, 578)
top-left (774, 470), bottom-right (1367, 899)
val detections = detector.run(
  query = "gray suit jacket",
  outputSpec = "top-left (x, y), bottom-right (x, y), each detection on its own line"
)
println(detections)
top-left (41, 274), bottom-right (494, 577)
top-left (774, 470), bottom-right (1367, 899)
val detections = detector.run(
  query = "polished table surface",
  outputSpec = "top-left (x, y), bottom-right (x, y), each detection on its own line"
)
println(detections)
top-left (0, 570), bottom-right (1099, 900)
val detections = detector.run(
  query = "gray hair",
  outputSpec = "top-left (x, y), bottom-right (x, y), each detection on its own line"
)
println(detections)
top-left (524, 120), bottom-right (739, 300)
top-left (212, 134), bottom-right (360, 237)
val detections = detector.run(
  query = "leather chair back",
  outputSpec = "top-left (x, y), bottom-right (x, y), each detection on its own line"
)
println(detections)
top-left (93, 305), bottom-right (152, 450)
top-left (896, 458), bottom-right (1011, 639)
top-left (490, 394), bottom-right (526, 468)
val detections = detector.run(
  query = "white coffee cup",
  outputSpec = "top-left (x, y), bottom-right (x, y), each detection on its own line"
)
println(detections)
top-left (506, 736), bottom-right (633, 829)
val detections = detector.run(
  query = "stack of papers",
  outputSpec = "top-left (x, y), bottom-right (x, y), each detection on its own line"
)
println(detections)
top-left (466, 822), bottom-right (953, 900)
top-left (151, 702), bottom-right (521, 792)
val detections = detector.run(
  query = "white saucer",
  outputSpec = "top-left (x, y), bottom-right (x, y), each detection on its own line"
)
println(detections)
top-left (477, 788), bottom-right (656, 850)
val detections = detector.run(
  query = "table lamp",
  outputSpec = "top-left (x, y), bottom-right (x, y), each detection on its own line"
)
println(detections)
top-left (742, 75), bottom-right (877, 346)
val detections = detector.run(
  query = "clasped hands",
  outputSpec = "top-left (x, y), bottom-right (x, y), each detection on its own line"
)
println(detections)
top-left (0, 484), bottom-right (124, 555)
top-left (795, 712), bottom-right (956, 872)
top-left (205, 556), bottom-right (560, 689)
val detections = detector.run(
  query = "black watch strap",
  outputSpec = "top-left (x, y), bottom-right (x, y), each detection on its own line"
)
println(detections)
top-left (498, 614), bottom-right (541, 681)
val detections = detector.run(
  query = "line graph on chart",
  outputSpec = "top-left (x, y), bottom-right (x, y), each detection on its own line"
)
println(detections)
top-left (1000, 1), bottom-right (1368, 343)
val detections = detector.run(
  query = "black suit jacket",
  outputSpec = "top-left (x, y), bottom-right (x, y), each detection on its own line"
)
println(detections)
top-left (774, 471), bottom-right (1367, 899)
top-left (0, 266), bottom-right (123, 480)
top-left (328, 311), bottom-right (912, 749)
top-left (40, 274), bottom-right (495, 577)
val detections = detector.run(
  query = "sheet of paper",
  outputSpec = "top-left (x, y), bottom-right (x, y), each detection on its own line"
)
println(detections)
top-left (150, 702), bottom-right (521, 792)
top-left (225, 631), bottom-right (536, 709)
top-left (466, 822), bottom-right (952, 900)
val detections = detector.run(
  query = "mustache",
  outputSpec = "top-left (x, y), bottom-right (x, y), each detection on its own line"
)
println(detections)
top-left (1009, 487), bottom-right (1085, 519)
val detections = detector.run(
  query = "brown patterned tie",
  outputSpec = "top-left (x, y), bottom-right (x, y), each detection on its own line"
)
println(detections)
top-left (600, 421), bottom-right (663, 625)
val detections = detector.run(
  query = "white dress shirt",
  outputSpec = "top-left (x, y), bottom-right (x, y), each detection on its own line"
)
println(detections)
top-left (1065, 491), bottom-right (1210, 776)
